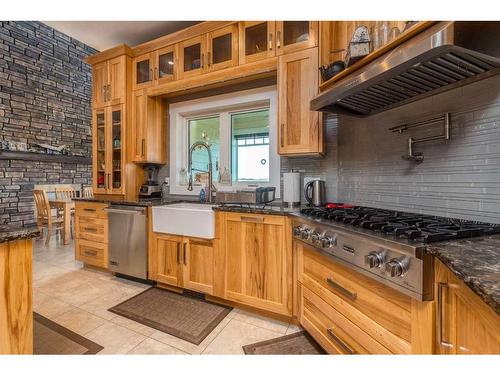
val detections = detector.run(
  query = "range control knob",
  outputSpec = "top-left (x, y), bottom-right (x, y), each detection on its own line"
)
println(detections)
top-left (385, 258), bottom-right (408, 277)
top-left (301, 228), bottom-right (312, 240)
top-left (293, 226), bottom-right (303, 237)
top-left (311, 231), bottom-right (323, 245)
top-left (365, 251), bottom-right (384, 268)
top-left (320, 235), bottom-right (337, 249)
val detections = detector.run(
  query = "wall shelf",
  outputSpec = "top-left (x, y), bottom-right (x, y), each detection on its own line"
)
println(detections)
top-left (0, 150), bottom-right (92, 165)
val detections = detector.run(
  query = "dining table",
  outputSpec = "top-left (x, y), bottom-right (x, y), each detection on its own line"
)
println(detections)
top-left (48, 198), bottom-right (75, 245)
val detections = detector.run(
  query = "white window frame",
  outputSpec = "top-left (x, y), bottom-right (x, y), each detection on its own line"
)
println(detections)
top-left (169, 86), bottom-right (280, 197)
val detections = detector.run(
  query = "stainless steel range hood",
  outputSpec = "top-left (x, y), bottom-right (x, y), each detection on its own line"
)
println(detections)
top-left (311, 22), bottom-right (500, 116)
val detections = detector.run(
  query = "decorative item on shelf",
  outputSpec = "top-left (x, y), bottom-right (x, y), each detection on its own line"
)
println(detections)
top-left (219, 167), bottom-right (232, 185)
top-left (178, 168), bottom-right (188, 186)
top-left (388, 26), bottom-right (401, 43)
top-left (1, 140), bottom-right (28, 151)
top-left (319, 59), bottom-right (345, 82)
top-left (403, 21), bottom-right (418, 32)
top-left (113, 139), bottom-right (121, 149)
top-left (32, 142), bottom-right (70, 155)
top-left (345, 25), bottom-right (372, 67)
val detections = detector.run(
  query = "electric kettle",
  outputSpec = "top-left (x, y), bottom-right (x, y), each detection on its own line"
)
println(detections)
top-left (304, 180), bottom-right (326, 207)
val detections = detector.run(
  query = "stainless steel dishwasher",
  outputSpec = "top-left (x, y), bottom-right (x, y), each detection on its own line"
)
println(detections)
top-left (105, 204), bottom-right (147, 279)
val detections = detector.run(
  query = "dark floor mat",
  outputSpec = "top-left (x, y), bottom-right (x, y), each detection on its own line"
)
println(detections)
top-left (33, 312), bottom-right (103, 355)
top-left (108, 287), bottom-right (232, 345)
top-left (243, 331), bottom-right (326, 355)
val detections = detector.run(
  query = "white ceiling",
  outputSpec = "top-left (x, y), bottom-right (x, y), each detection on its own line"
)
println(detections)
top-left (43, 21), bottom-right (200, 52)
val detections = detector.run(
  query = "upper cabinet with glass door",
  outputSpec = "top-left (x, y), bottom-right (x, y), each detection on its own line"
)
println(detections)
top-left (207, 24), bottom-right (238, 72)
top-left (179, 35), bottom-right (207, 79)
top-left (275, 21), bottom-right (318, 55)
top-left (133, 46), bottom-right (178, 90)
top-left (238, 22), bottom-right (276, 64)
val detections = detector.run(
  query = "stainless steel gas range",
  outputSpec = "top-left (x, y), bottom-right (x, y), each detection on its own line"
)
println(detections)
top-left (291, 206), bottom-right (500, 300)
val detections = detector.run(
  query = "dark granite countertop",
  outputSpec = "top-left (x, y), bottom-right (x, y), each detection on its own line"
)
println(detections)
top-left (72, 197), bottom-right (188, 207)
top-left (212, 203), bottom-right (300, 216)
top-left (427, 235), bottom-right (500, 314)
top-left (0, 225), bottom-right (40, 244)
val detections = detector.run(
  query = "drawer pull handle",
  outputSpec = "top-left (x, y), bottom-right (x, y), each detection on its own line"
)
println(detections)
top-left (84, 227), bottom-right (97, 232)
top-left (241, 216), bottom-right (264, 223)
top-left (176, 242), bottom-right (181, 265)
top-left (437, 282), bottom-right (454, 349)
top-left (83, 208), bottom-right (96, 212)
top-left (84, 250), bottom-right (98, 257)
top-left (327, 328), bottom-right (356, 354)
top-left (326, 277), bottom-right (357, 301)
top-left (183, 242), bottom-right (187, 266)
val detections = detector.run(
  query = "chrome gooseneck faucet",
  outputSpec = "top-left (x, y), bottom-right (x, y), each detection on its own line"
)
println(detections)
top-left (187, 141), bottom-right (215, 203)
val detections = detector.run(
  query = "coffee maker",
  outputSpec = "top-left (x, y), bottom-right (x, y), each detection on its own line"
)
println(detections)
top-left (139, 165), bottom-right (162, 198)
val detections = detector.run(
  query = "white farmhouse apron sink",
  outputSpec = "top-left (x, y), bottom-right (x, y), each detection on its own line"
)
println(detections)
top-left (152, 203), bottom-right (215, 239)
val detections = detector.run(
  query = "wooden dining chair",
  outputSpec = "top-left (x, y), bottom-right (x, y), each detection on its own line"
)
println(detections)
top-left (33, 189), bottom-right (64, 245)
top-left (55, 186), bottom-right (76, 239)
top-left (82, 186), bottom-right (93, 198)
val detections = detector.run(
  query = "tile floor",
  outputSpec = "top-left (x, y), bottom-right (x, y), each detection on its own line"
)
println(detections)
top-left (32, 235), bottom-right (302, 355)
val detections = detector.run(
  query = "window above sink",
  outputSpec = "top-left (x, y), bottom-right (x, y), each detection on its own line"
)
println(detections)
top-left (169, 86), bottom-right (280, 197)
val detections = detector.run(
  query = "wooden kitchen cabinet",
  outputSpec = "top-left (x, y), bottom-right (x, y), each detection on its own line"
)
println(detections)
top-left (178, 35), bottom-right (207, 79)
top-left (182, 237), bottom-right (215, 295)
top-left (149, 233), bottom-right (215, 294)
top-left (238, 21), bottom-right (276, 64)
top-left (74, 201), bottom-right (109, 269)
top-left (223, 212), bottom-right (292, 316)
top-left (92, 104), bottom-right (125, 195)
top-left (131, 89), bottom-right (167, 164)
top-left (278, 47), bottom-right (324, 155)
top-left (275, 21), bottom-right (318, 56)
top-left (133, 46), bottom-right (178, 90)
top-left (435, 259), bottom-right (500, 354)
top-left (207, 24), bottom-right (239, 72)
top-left (92, 55), bottom-right (127, 107)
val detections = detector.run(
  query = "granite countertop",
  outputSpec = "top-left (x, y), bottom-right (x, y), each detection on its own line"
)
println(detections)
top-left (212, 203), bottom-right (300, 216)
top-left (72, 197), bottom-right (184, 207)
top-left (427, 235), bottom-right (500, 314)
top-left (0, 225), bottom-right (40, 244)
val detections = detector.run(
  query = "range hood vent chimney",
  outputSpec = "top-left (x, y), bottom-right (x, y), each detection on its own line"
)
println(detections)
top-left (311, 22), bottom-right (500, 117)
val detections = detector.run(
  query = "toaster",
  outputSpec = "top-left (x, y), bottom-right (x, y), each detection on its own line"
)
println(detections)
top-left (215, 187), bottom-right (276, 205)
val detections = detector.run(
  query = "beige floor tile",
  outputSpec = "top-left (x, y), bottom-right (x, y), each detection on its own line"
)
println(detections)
top-left (110, 315), bottom-right (157, 337)
top-left (52, 308), bottom-right (107, 335)
top-left (232, 309), bottom-right (290, 334)
top-left (79, 293), bottom-right (132, 321)
top-left (286, 323), bottom-right (304, 334)
top-left (85, 322), bottom-right (147, 355)
top-left (33, 292), bottom-right (74, 319)
top-left (202, 319), bottom-right (282, 354)
top-left (150, 310), bottom-right (235, 354)
top-left (127, 338), bottom-right (188, 355)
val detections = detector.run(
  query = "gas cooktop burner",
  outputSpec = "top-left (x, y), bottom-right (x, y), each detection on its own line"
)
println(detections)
top-left (300, 206), bottom-right (500, 243)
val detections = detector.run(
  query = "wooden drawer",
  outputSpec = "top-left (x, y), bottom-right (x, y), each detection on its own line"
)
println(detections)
top-left (224, 211), bottom-right (285, 225)
top-left (75, 238), bottom-right (107, 269)
top-left (76, 217), bottom-right (108, 243)
top-left (75, 202), bottom-right (108, 219)
top-left (301, 287), bottom-right (390, 354)
top-left (301, 246), bottom-right (412, 353)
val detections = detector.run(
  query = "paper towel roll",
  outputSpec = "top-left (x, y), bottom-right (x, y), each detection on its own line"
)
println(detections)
top-left (283, 172), bottom-right (301, 206)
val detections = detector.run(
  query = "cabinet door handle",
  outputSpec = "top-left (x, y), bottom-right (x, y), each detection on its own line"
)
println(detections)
top-left (326, 328), bottom-right (356, 354)
top-left (84, 249), bottom-right (98, 257)
top-left (154, 67), bottom-right (158, 80)
top-left (207, 51), bottom-right (211, 67)
top-left (141, 139), bottom-right (145, 157)
top-left (280, 123), bottom-right (284, 148)
top-left (201, 52), bottom-right (204, 68)
top-left (149, 68), bottom-right (153, 81)
top-left (176, 242), bottom-right (181, 264)
top-left (437, 282), bottom-right (454, 349)
top-left (107, 84), bottom-right (111, 101)
top-left (83, 208), bottom-right (96, 212)
top-left (183, 242), bottom-right (187, 266)
top-left (102, 85), bottom-right (107, 101)
top-left (326, 277), bottom-right (357, 301)
top-left (84, 227), bottom-right (97, 232)
top-left (107, 173), bottom-right (111, 190)
top-left (269, 33), bottom-right (273, 51)
top-left (277, 31), bottom-right (281, 49)
top-left (240, 216), bottom-right (264, 223)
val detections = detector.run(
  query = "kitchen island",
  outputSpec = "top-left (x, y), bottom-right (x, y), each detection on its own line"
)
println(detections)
top-left (0, 225), bottom-right (39, 354)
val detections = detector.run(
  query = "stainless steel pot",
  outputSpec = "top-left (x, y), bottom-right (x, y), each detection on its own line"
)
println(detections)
top-left (304, 180), bottom-right (326, 207)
